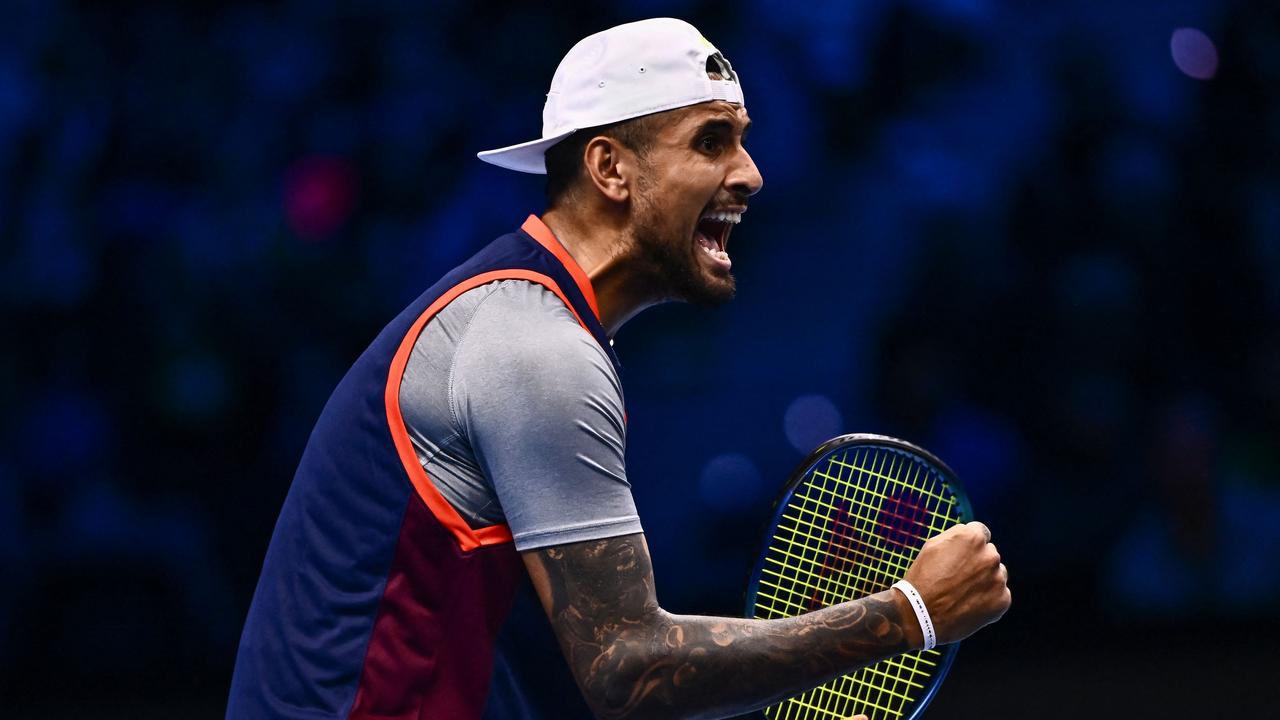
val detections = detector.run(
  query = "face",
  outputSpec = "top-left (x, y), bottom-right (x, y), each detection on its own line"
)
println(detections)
top-left (627, 101), bottom-right (763, 306)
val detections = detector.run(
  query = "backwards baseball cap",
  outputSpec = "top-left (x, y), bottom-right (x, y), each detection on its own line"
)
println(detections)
top-left (476, 18), bottom-right (744, 174)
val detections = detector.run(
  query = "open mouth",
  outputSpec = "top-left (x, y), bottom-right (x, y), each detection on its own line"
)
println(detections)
top-left (694, 208), bottom-right (742, 269)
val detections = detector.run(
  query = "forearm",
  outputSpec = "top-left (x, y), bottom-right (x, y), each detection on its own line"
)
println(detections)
top-left (599, 593), bottom-right (917, 720)
top-left (529, 537), bottom-right (921, 720)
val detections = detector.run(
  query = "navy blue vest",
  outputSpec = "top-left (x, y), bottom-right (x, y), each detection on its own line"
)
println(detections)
top-left (228, 216), bottom-right (618, 719)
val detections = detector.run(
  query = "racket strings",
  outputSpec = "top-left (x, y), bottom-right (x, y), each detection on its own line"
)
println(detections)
top-left (777, 452), bottom-right (936, 718)
top-left (761, 450), bottom-right (947, 613)
top-left (751, 446), bottom-right (966, 720)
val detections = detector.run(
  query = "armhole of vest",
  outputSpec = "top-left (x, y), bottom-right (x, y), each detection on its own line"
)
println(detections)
top-left (384, 269), bottom-right (594, 553)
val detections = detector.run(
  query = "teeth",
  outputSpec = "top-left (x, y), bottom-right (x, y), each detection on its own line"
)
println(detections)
top-left (700, 244), bottom-right (729, 261)
top-left (699, 209), bottom-right (743, 224)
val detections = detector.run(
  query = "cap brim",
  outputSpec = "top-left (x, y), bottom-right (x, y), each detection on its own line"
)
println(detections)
top-left (476, 130), bottom-right (575, 174)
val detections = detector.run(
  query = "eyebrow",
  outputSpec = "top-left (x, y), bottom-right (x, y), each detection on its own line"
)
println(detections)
top-left (693, 117), bottom-right (752, 139)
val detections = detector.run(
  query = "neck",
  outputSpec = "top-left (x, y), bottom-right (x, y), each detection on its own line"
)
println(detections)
top-left (541, 206), bottom-right (665, 337)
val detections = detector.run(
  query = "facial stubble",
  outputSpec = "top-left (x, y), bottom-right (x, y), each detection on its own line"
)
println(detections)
top-left (631, 175), bottom-right (737, 307)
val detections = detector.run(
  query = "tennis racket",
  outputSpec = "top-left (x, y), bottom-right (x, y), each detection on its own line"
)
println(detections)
top-left (743, 433), bottom-right (972, 720)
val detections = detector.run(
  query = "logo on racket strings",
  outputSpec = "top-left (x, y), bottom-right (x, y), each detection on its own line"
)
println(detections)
top-left (805, 489), bottom-right (930, 611)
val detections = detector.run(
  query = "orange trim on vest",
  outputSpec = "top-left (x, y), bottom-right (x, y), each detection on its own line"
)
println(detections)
top-left (385, 269), bottom-right (593, 552)
top-left (520, 215), bottom-right (601, 322)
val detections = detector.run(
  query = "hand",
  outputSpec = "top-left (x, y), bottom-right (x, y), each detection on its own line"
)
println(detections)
top-left (901, 521), bottom-right (1011, 646)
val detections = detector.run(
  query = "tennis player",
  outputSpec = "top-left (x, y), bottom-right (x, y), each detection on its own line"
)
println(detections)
top-left (227, 18), bottom-right (1010, 720)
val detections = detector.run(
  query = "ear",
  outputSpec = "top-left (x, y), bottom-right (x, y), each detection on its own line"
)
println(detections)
top-left (582, 136), bottom-right (635, 203)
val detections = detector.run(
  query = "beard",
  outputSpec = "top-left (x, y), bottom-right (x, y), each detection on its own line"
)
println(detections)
top-left (631, 188), bottom-right (737, 307)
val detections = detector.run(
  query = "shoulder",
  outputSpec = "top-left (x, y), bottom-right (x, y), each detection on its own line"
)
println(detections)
top-left (450, 279), bottom-right (618, 398)
top-left (468, 278), bottom-right (586, 328)
top-left (462, 279), bottom-right (611, 370)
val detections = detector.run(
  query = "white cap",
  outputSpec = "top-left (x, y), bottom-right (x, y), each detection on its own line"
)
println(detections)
top-left (477, 18), bottom-right (744, 174)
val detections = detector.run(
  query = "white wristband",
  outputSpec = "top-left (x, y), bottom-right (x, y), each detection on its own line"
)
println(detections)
top-left (892, 580), bottom-right (937, 651)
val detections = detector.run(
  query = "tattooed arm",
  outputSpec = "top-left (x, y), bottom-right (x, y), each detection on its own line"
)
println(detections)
top-left (524, 533), bottom-right (915, 719)
top-left (527, 530), bottom-right (911, 717)
top-left (523, 523), bottom-right (1009, 720)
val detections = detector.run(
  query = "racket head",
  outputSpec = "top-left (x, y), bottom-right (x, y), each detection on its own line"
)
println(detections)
top-left (743, 433), bottom-right (973, 720)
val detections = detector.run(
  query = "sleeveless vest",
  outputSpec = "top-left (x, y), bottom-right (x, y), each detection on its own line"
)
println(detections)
top-left (228, 216), bottom-right (620, 719)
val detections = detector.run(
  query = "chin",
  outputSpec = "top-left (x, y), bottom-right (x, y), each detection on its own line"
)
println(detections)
top-left (680, 272), bottom-right (736, 307)
top-left (633, 221), bottom-right (738, 306)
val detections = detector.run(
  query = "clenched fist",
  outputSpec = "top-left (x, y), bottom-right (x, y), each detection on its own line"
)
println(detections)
top-left (900, 521), bottom-right (1011, 647)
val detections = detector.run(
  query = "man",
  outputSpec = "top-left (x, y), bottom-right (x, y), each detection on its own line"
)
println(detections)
top-left (227, 18), bottom-right (1010, 720)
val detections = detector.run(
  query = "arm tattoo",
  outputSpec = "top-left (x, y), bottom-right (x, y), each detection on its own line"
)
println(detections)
top-left (527, 533), bottom-right (914, 720)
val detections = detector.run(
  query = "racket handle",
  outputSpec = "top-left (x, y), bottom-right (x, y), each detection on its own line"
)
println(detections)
top-left (892, 580), bottom-right (937, 651)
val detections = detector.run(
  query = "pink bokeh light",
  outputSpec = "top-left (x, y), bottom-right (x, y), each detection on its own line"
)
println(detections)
top-left (284, 156), bottom-right (359, 240)
top-left (1170, 27), bottom-right (1218, 81)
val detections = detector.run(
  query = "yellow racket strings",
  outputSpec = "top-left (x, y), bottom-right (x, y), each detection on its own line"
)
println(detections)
top-left (753, 447), bottom-right (963, 720)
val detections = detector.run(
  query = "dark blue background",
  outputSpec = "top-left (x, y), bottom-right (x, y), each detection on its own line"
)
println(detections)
top-left (3, 0), bottom-right (1278, 716)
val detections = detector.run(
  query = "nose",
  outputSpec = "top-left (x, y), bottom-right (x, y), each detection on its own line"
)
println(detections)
top-left (728, 146), bottom-right (763, 198)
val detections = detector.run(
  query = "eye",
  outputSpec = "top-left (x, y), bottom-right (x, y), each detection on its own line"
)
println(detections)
top-left (699, 135), bottom-right (721, 153)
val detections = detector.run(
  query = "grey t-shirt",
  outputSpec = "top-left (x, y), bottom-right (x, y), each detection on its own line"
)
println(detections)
top-left (398, 279), bottom-right (641, 551)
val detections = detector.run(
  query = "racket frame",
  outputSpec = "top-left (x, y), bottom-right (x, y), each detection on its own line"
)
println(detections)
top-left (742, 433), bottom-right (973, 720)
